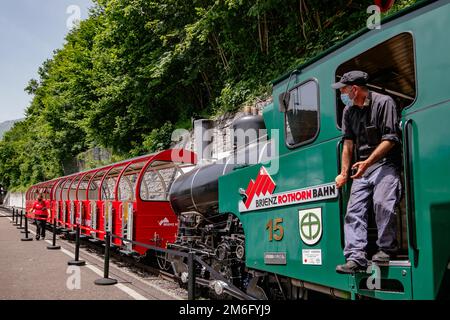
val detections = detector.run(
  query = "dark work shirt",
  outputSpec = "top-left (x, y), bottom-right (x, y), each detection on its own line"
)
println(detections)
top-left (342, 91), bottom-right (402, 175)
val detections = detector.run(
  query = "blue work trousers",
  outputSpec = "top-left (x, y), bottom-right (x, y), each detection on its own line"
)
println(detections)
top-left (344, 164), bottom-right (402, 266)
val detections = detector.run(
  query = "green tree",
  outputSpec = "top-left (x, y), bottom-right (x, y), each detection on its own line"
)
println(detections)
top-left (0, 0), bottom-right (418, 190)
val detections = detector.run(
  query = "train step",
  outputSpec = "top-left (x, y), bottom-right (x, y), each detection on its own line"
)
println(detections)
top-left (368, 259), bottom-right (411, 267)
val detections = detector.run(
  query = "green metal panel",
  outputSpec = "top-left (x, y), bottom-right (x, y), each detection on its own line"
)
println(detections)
top-left (352, 266), bottom-right (412, 300)
top-left (400, 1), bottom-right (450, 299)
top-left (262, 102), bottom-right (275, 138)
top-left (403, 102), bottom-right (450, 299)
top-left (229, 138), bottom-right (349, 292)
top-left (219, 1), bottom-right (450, 300)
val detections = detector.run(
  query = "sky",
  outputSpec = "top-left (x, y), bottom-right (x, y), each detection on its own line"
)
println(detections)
top-left (0, 0), bottom-right (93, 123)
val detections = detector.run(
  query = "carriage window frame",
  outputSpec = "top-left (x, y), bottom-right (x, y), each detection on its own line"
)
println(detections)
top-left (139, 161), bottom-right (192, 202)
top-left (61, 178), bottom-right (74, 201)
top-left (283, 78), bottom-right (320, 149)
top-left (101, 166), bottom-right (125, 201)
top-left (54, 180), bottom-right (65, 201)
top-left (334, 32), bottom-right (417, 130)
top-left (117, 163), bottom-right (145, 202)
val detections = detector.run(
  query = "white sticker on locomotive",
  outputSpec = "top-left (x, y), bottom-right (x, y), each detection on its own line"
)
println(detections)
top-left (302, 249), bottom-right (322, 265)
top-left (158, 217), bottom-right (176, 227)
top-left (238, 166), bottom-right (337, 212)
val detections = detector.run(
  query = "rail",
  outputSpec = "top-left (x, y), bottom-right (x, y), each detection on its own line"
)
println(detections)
top-left (108, 233), bottom-right (257, 300)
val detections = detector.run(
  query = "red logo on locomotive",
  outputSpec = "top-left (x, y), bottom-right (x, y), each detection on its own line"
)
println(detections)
top-left (244, 167), bottom-right (276, 209)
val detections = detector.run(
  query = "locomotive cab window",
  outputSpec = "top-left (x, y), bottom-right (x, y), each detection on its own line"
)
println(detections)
top-left (283, 80), bottom-right (319, 147)
top-left (335, 32), bottom-right (417, 128)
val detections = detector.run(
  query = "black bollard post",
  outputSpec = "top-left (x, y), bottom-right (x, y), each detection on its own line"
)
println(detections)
top-left (94, 232), bottom-right (117, 285)
top-left (21, 211), bottom-right (27, 233)
top-left (11, 208), bottom-right (15, 223)
top-left (17, 210), bottom-right (24, 230)
top-left (13, 208), bottom-right (18, 225)
top-left (21, 214), bottom-right (33, 241)
top-left (68, 225), bottom-right (85, 266)
top-left (47, 218), bottom-right (61, 250)
top-left (14, 208), bottom-right (20, 225)
top-left (188, 252), bottom-right (196, 300)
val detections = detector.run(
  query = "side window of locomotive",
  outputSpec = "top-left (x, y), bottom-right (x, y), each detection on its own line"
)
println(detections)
top-left (335, 32), bottom-right (416, 128)
top-left (285, 80), bottom-right (319, 147)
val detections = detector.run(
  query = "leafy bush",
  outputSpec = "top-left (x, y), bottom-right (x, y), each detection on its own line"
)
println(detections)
top-left (0, 0), bottom-right (419, 189)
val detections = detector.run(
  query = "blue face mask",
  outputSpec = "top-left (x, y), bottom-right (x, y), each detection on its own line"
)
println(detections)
top-left (340, 93), bottom-right (354, 107)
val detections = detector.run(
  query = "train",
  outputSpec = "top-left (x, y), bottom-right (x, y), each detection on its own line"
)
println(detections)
top-left (26, 149), bottom-right (197, 257)
top-left (26, 0), bottom-right (450, 300)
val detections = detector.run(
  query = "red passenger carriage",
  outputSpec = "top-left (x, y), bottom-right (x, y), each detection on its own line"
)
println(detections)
top-left (25, 149), bottom-right (196, 255)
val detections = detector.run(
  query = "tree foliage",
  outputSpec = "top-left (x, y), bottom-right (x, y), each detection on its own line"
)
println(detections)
top-left (0, 0), bottom-right (417, 190)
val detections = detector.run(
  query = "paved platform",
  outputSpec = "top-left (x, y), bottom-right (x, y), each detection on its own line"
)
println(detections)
top-left (0, 208), bottom-right (183, 300)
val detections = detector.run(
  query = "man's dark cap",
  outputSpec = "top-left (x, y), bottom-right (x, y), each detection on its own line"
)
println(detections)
top-left (331, 71), bottom-right (369, 89)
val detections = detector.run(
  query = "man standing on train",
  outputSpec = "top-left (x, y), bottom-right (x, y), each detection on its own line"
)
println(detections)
top-left (332, 71), bottom-right (402, 274)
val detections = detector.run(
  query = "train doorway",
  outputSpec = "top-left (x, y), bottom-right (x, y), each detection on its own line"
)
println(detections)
top-left (334, 32), bottom-right (417, 262)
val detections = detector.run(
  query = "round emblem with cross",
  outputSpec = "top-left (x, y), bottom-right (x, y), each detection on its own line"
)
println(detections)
top-left (299, 208), bottom-right (322, 245)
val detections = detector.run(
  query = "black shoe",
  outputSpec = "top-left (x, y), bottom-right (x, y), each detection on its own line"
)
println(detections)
top-left (35, 235), bottom-right (40, 240)
top-left (372, 250), bottom-right (391, 263)
top-left (336, 260), bottom-right (365, 274)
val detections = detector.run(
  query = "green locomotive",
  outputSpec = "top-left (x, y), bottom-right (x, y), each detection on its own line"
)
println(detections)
top-left (217, 0), bottom-right (450, 300)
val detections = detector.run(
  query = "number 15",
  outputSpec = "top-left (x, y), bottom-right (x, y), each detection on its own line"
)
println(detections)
top-left (266, 218), bottom-right (284, 241)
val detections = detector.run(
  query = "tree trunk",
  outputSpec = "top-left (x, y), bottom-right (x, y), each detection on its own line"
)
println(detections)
top-left (201, 71), bottom-right (212, 99)
top-left (209, 32), bottom-right (229, 71)
top-left (264, 13), bottom-right (269, 54)
top-left (258, 13), bottom-right (269, 54)
top-left (299, 0), bottom-right (308, 41)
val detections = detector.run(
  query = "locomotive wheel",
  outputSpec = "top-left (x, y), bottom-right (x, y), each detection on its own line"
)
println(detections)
top-left (156, 252), bottom-right (171, 271)
top-left (209, 260), bottom-right (234, 300)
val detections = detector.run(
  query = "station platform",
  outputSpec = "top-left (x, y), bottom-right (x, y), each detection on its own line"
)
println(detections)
top-left (0, 207), bottom-right (185, 300)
